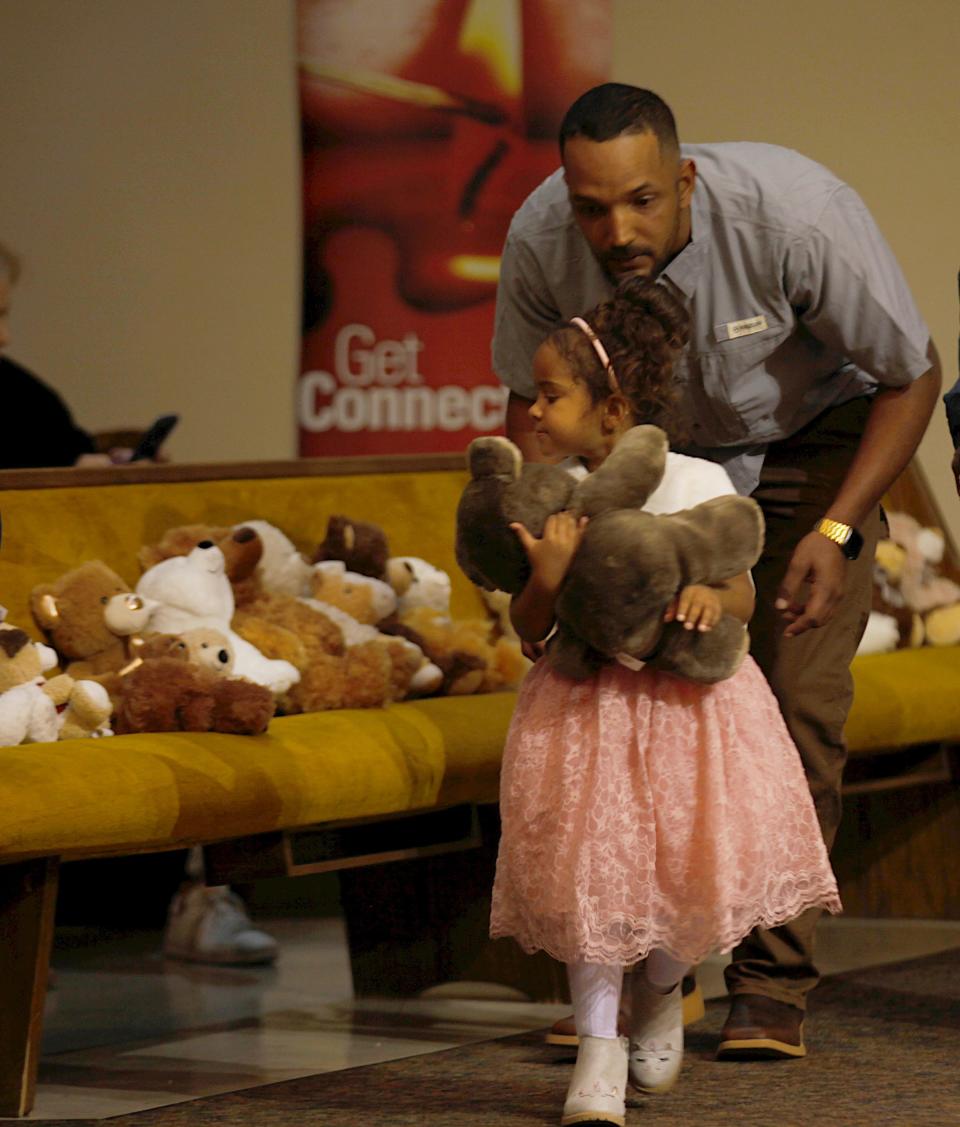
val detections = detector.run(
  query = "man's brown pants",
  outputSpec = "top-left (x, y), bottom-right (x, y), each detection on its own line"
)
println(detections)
top-left (724, 397), bottom-right (884, 1010)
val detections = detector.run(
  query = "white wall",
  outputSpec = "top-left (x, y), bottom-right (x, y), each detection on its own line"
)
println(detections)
top-left (0, 0), bottom-right (300, 463)
top-left (613, 0), bottom-right (960, 535)
top-left (1, 0), bottom-right (957, 539)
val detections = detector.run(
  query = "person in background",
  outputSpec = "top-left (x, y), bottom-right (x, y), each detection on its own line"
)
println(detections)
top-left (493, 84), bottom-right (941, 1059)
top-left (0, 238), bottom-right (277, 966)
top-left (0, 241), bottom-right (108, 468)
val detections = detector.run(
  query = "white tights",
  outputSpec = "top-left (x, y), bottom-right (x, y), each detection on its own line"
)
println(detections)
top-left (567, 952), bottom-right (691, 1038)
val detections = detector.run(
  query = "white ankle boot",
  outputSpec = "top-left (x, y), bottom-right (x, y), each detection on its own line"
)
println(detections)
top-left (629, 975), bottom-right (683, 1094)
top-left (561, 1034), bottom-right (628, 1126)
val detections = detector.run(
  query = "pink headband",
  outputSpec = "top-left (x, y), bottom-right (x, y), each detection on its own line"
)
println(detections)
top-left (569, 316), bottom-right (620, 394)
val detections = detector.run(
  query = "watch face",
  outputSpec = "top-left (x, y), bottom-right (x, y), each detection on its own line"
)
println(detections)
top-left (843, 528), bottom-right (864, 560)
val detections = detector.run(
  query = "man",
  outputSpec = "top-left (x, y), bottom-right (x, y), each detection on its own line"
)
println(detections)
top-left (493, 84), bottom-right (941, 1058)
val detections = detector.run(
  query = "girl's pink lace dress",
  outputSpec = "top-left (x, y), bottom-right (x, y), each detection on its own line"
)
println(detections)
top-left (490, 657), bottom-right (841, 965)
top-left (490, 455), bottom-right (841, 966)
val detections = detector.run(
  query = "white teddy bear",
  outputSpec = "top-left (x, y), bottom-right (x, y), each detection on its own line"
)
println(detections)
top-left (136, 542), bottom-right (300, 695)
top-left (385, 556), bottom-right (452, 614)
top-left (0, 622), bottom-right (112, 746)
top-left (235, 520), bottom-right (314, 597)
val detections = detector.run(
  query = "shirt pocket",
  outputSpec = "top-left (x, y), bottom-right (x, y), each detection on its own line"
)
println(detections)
top-left (699, 326), bottom-right (790, 441)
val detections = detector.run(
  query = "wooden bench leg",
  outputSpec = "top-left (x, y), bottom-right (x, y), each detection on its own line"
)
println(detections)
top-left (0, 858), bottom-right (59, 1118)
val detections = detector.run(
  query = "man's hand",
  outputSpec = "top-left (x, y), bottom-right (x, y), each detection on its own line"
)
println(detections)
top-left (775, 531), bottom-right (846, 636)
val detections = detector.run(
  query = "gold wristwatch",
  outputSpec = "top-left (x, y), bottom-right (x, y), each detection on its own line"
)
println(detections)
top-left (813, 517), bottom-right (863, 561)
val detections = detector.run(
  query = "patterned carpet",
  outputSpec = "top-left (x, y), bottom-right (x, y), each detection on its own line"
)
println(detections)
top-left (70, 946), bottom-right (960, 1127)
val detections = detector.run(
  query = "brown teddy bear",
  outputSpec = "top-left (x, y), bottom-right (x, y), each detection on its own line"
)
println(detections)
top-left (390, 605), bottom-right (528, 696)
top-left (313, 514), bottom-right (390, 579)
top-left (112, 627), bottom-right (275, 735)
top-left (30, 560), bottom-right (157, 701)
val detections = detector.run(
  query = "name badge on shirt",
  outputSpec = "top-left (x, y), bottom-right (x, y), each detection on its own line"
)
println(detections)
top-left (714, 314), bottom-right (768, 342)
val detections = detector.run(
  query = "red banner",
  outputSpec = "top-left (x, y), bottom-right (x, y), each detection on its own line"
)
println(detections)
top-left (297, 0), bottom-right (612, 456)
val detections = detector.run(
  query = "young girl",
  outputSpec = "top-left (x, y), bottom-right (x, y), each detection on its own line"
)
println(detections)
top-left (490, 279), bottom-right (840, 1127)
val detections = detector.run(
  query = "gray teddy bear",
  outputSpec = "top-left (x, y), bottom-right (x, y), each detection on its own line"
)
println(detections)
top-left (455, 425), bottom-right (765, 683)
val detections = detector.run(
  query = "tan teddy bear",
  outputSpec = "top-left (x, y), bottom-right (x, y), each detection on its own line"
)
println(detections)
top-left (308, 560), bottom-right (443, 699)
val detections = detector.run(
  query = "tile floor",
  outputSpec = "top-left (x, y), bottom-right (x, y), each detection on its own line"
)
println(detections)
top-left (13, 913), bottom-right (960, 1121)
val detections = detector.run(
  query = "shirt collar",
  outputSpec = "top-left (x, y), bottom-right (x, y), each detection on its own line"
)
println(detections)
top-left (659, 189), bottom-right (709, 299)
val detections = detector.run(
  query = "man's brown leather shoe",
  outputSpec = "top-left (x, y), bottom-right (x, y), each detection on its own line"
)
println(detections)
top-left (716, 993), bottom-right (806, 1059)
top-left (545, 975), bottom-right (704, 1046)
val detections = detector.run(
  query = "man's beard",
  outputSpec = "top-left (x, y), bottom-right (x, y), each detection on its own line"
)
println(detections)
top-left (600, 245), bottom-right (662, 282)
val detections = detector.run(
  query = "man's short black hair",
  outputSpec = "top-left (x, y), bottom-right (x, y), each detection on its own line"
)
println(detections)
top-left (559, 83), bottom-right (679, 157)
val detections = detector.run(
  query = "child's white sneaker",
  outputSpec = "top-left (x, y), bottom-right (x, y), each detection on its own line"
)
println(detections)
top-left (561, 1034), bottom-right (628, 1126)
top-left (628, 975), bottom-right (683, 1094)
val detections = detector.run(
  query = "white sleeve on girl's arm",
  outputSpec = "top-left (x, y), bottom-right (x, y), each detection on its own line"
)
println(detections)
top-left (643, 452), bottom-right (738, 514)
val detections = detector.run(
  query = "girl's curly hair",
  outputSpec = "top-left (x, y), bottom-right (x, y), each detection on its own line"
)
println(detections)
top-left (550, 278), bottom-right (690, 443)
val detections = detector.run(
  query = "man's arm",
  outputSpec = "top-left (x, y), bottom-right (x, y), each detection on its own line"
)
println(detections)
top-left (778, 342), bottom-right (942, 635)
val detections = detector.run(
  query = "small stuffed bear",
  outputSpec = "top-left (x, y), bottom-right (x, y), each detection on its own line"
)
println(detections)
top-left (858, 510), bottom-right (960, 654)
top-left (0, 624), bottom-right (112, 745)
top-left (239, 519), bottom-right (314, 597)
top-left (136, 542), bottom-right (300, 695)
top-left (308, 560), bottom-right (444, 698)
top-left (386, 556), bottom-right (453, 615)
top-left (138, 522), bottom-right (322, 687)
top-left (394, 604), bottom-right (529, 695)
top-left (455, 425), bottom-right (765, 683)
top-left (112, 626), bottom-right (275, 736)
top-left (314, 515), bottom-right (390, 579)
top-left (30, 560), bottom-right (157, 701)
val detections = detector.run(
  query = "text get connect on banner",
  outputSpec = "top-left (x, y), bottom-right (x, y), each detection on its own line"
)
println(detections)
top-left (296, 0), bottom-right (611, 457)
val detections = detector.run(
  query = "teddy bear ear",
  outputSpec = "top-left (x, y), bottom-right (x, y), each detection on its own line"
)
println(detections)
top-left (0, 627), bottom-right (30, 658)
top-left (386, 558), bottom-right (415, 596)
top-left (466, 437), bottom-right (522, 482)
top-left (31, 589), bottom-right (61, 629)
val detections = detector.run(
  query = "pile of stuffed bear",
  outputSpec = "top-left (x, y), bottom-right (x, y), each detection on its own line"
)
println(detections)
top-left (0, 516), bottom-right (528, 746)
top-left (858, 509), bottom-right (960, 655)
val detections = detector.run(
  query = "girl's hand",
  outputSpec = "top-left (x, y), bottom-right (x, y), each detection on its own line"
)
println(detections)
top-left (510, 512), bottom-right (588, 592)
top-left (664, 584), bottom-right (723, 632)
